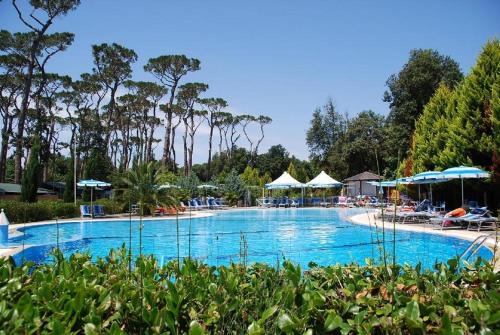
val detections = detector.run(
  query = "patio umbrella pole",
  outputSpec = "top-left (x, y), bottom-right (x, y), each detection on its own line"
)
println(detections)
top-left (461, 178), bottom-right (464, 206)
top-left (429, 184), bottom-right (432, 206)
top-left (91, 187), bottom-right (93, 219)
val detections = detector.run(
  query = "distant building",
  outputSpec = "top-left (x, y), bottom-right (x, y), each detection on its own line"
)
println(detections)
top-left (344, 171), bottom-right (382, 197)
top-left (0, 183), bottom-right (57, 201)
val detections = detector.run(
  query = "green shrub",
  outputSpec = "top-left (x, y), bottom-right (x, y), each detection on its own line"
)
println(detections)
top-left (1, 249), bottom-right (498, 334)
top-left (0, 199), bottom-right (126, 224)
top-left (93, 198), bottom-right (125, 215)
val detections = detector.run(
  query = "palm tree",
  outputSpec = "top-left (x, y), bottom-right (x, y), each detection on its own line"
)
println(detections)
top-left (121, 161), bottom-right (177, 257)
top-left (121, 161), bottom-right (179, 317)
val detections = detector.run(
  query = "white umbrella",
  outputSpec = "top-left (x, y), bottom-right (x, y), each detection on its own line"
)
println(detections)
top-left (158, 183), bottom-right (180, 189)
top-left (441, 166), bottom-right (490, 206)
top-left (77, 179), bottom-right (111, 217)
top-left (197, 184), bottom-right (218, 189)
top-left (197, 184), bottom-right (218, 198)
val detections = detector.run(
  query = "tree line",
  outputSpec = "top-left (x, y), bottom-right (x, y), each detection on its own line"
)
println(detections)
top-left (306, 41), bottom-right (499, 207)
top-left (0, 0), bottom-right (273, 190)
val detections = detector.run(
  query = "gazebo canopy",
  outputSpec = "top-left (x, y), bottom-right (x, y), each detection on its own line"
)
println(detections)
top-left (306, 171), bottom-right (342, 188)
top-left (344, 171), bottom-right (382, 182)
top-left (265, 171), bottom-right (304, 189)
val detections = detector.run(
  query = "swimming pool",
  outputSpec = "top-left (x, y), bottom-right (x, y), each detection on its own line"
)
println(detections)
top-left (10, 208), bottom-right (492, 268)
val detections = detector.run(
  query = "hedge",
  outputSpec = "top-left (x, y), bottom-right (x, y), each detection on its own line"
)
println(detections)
top-left (0, 249), bottom-right (498, 334)
top-left (0, 199), bottom-right (125, 224)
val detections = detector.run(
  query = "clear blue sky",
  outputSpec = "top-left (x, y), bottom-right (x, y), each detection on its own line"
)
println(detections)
top-left (1, 0), bottom-right (499, 162)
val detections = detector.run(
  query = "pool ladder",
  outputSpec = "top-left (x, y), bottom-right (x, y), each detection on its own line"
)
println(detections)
top-left (460, 232), bottom-right (498, 262)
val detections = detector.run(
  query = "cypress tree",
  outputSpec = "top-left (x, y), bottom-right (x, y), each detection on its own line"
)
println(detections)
top-left (63, 155), bottom-right (74, 203)
top-left (20, 137), bottom-right (41, 203)
top-left (411, 85), bottom-right (454, 173)
top-left (443, 39), bottom-right (499, 170)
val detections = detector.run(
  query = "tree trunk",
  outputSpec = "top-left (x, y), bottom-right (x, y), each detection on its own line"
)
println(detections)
top-left (0, 115), bottom-right (13, 182)
top-left (162, 81), bottom-right (178, 166)
top-left (207, 126), bottom-right (214, 178)
top-left (183, 117), bottom-right (189, 176)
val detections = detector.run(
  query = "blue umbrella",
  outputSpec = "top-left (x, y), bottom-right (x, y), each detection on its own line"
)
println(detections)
top-left (77, 179), bottom-right (111, 217)
top-left (441, 166), bottom-right (490, 206)
top-left (411, 171), bottom-right (448, 203)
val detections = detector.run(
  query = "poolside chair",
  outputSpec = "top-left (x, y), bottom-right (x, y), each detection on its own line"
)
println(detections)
top-left (93, 205), bottom-right (105, 217)
top-left (320, 197), bottom-right (331, 207)
top-left (207, 197), bottom-right (220, 209)
top-left (467, 217), bottom-right (498, 232)
top-left (434, 201), bottom-right (446, 212)
top-left (466, 209), bottom-right (498, 232)
top-left (337, 196), bottom-right (346, 207)
top-left (130, 204), bottom-right (139, 215)
top-left (430, 212), bottom-right (481, 230)
top-left (278, 197), bottom-right (290, 208)
top-left (80, 205), bottom-right (92, 218)
top-left (194, 198), bottom-right (209, 209)
top-left (214, 198), bottom-right (229, 208)
top-left (290, 199), bottom-right (298, 207)
top-left (311, 197), bottom-right (321, 207)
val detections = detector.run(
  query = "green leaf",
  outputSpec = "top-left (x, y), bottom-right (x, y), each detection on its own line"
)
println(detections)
top-left (487, 310), bottom-right (500, 325)
top-left (247, 321), bottom-right (263, 335)
top-left (325, 312), bottom-right (343, 332)
top-left (84, 323), bottom-right (98, 335)
top-left (259, 305), bottom-right (278, 324)
top-left (278, 313), bottom-right (294, 332)
top-left (189, 320), bottom-right (205, 335)
top-left (405, 301), bottom-right (422, 329)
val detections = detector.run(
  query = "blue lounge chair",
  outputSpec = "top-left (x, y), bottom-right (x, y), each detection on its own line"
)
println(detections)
top-left (214, 198), bottom-right (228, 208)
top-left (278, 197), bottom-right (290, 208)
top-left (188, 199), bottom-right (201, 210)
top-left (207, 197), bottom-right (220, 209)
top-left (194, 198), bottom-right (208, 209)
top-left (93, 205), bottom-right (105, 217)
top-left (80, 205), bottom-right (92, 218)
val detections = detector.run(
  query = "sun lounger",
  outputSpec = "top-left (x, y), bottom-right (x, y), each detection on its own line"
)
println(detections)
top-left (257, 197), bottom-right (274, 208)
top-left (92, 205), bottom-right (105, 217)
top-left (467, 217), bottom-right (497, 232)
top-left (278, 197), bottom-right (290, 208)
top-left (80, 205), bottom-right (92, 218)
top-left (430, 213), bottom-right (481, 230)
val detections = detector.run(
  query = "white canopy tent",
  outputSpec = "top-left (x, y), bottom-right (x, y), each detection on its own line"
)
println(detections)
top-left (265, 171), bottom-right (304, 206)
top-left (306, 171), bottom-right (342, 188)
top-left (265, 171), bottom-right (304, 189)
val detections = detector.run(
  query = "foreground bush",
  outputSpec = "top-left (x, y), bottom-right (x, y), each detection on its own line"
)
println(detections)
top-left (0, 249), bottom-right (498, 334)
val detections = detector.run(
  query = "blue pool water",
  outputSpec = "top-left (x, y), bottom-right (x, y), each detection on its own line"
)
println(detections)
top-left (9, 208), bottom-right (492, 268)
